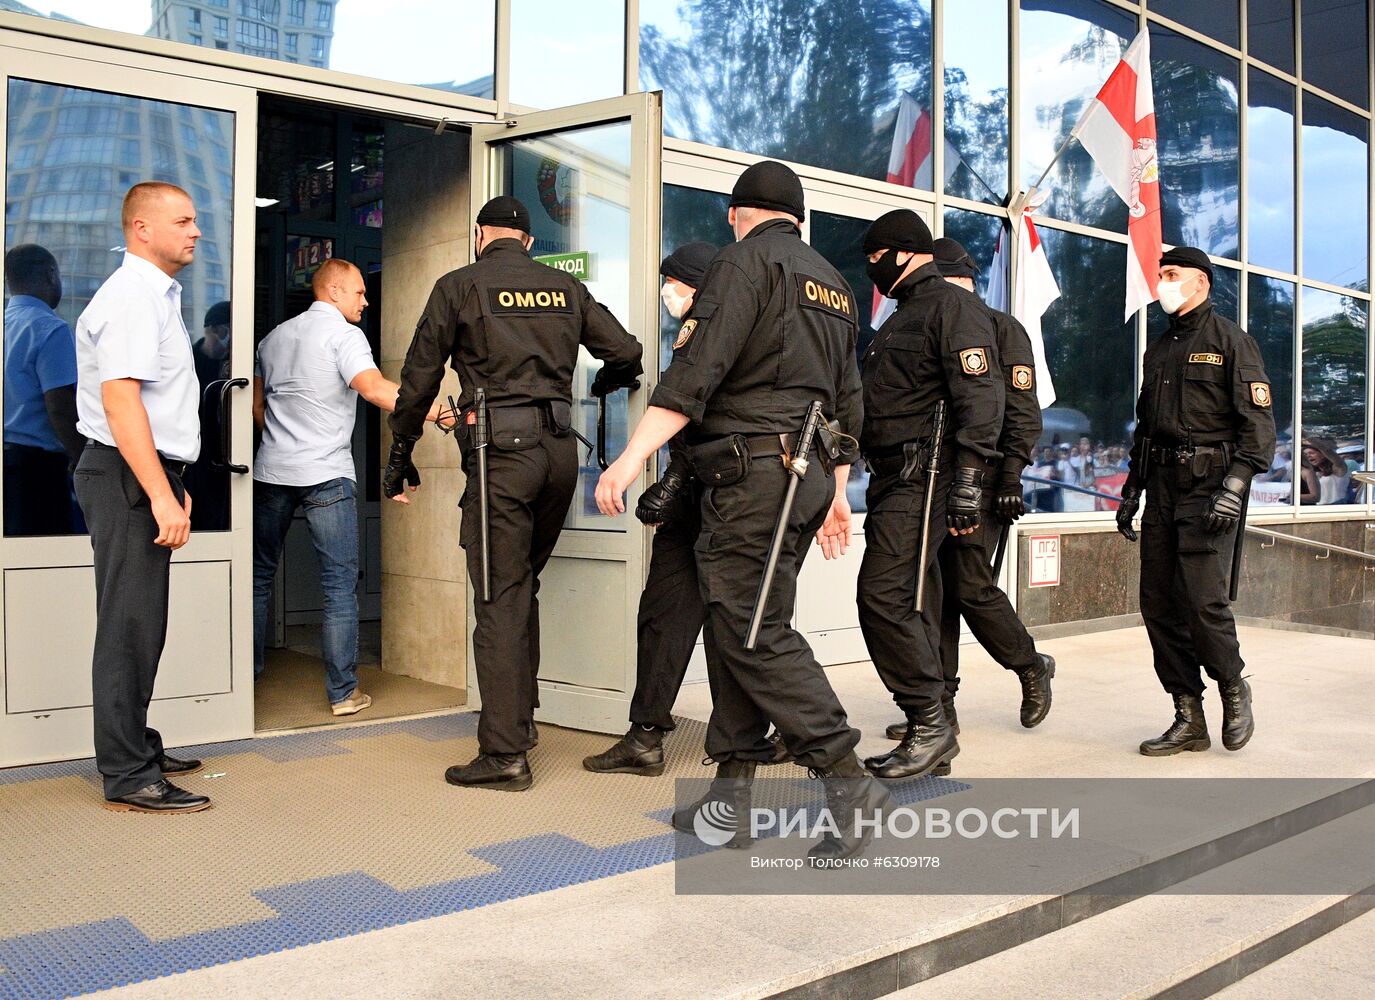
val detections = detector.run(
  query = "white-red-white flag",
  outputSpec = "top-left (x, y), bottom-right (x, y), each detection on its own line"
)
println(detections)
top-left (991, 209), bottom-right (1060, 409)
top-left (886, 91), bottom-right (963, 191)
top-left (1073, 28), bottom-right (1162, 321)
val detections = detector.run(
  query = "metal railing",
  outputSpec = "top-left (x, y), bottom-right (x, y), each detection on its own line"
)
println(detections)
top-left (1020, 474), bottom-right (1122, 510)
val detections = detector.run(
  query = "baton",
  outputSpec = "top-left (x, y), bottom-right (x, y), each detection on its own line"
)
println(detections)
top-left (470, 390), bottom-right (492, 603)
top-left (1228, 483), bottom-right (1250, 602)
top-left (596, 395), bottom-right (610, 471)
top-left (914, 399), bottom-right (948, 613)
top-left (745, 400), bottom-right (825, 652)
top-left (991, 522), bottom-right (1010, 580)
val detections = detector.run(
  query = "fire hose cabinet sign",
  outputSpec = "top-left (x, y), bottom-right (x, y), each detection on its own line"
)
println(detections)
top-left (1028, 534), bottom-right (1061, 588)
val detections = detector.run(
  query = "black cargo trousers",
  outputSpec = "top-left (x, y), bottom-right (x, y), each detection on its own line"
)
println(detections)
top-left (1139, 452), bottom-right (1246, 697)
top-left (458, 405), bottom-right (577, 756)
top-left (692, 449), bottom-right (859, 768)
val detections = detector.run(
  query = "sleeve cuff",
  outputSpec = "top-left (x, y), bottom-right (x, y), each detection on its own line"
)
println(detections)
top-left (1226, 462), bottom-right (1256, 483)
top-left (999, 458), bottom-right (1027, 482)
top-left (648, 383), bottom-right (704, 424)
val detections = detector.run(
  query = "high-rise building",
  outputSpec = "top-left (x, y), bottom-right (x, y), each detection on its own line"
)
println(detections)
top-left (149, 0), bottom-right (335, 68)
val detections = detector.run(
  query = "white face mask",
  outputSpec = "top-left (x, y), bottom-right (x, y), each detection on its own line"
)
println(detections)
top-left (661, 281), bottom-right (691, 320)
top-left (1157, 278), bottom-right (1193, 315)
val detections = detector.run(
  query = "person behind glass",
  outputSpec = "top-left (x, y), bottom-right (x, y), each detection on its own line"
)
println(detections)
top-left (595, 162), bottom-right (888, 862)
top-left (72, 182), bottom-right (209, 813)
top-left (1298, 437), bottom-right (1349, 505)
top-left (254, 259), bottom-right (438, 716)
top-left (181, 299), bottom-right (232, 532)
top-left (853, 211), bottom-right (1004, 785)
top-left (1116, 246), bottom-right (1276, 756)
top-left (881, 236), bottom-right (1052, 748)
top-left (3, 244), bottom-right (85, 536)
top-left (386, 196), bottom-right (643, 792)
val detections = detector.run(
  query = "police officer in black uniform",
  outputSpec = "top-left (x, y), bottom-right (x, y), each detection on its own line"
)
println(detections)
top-left (889, 237), bottom-right (1054, 738)
top-left (856, 212), bottom-right (1005, 782)
top-left (386, 196), bottom-right (642, 791)
top-left (1117, 246), bottom-right (1275, 756)
top-left (596, 162), bottom-right (888, 862)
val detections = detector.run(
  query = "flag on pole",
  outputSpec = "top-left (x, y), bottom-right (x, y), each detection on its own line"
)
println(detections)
top-left (1072, 28), bottom-right (1162, 321)
top-left (991, 207), bottom-right (1060, 409)
top-left (886, 91), bottom-right (963, 191)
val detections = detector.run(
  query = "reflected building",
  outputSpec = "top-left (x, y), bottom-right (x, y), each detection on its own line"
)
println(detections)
top-left (150, 0), bottom-right (335, 67)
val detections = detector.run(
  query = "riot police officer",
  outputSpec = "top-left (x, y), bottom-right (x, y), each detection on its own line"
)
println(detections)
top-left (386, 196), bottom-right (642, 791)
top-left (856, 212), bottom-right (1005, 781)
top-left (596, 161), bottom-right (888, 862)
top-left (1117, 246), bottom-right (1275, 756)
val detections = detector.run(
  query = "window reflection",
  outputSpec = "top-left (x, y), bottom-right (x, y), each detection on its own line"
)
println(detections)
top-left (1247, 0), bottom-right (1295, 73)
top-left (660, 185), bottom-right (731, 374)
top-left (1246, 275), bottom-right (1295, 506)
top-left (1300, 0), bottom-right (1369, 109)
top-left (942, 207), bottom-right (1006, 304)
top-left (4, 79), bottom-right (235, 536)
top-left (1245, 70), bottom-right (1294, 274)
top-left (1301, 96), bottom-right (1369, 290)
top-left (510, 0), bottom-right (626, 108)
top-left (1300, 289), bottom-right (1367, 505)
top-left (943, 0), bottom-right (1009, 204)
top-left (641, 0), bottom-right (934, 185)
top-left (1151, 0), bottom-right (1240, 48)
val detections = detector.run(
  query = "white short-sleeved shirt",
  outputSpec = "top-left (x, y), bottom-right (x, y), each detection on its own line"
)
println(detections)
top-left (75, 252), bottom-right (201, 463)
top-left (254, 300), bottom-right (378, 487)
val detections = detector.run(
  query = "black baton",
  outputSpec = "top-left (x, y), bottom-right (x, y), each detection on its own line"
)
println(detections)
top-left (745, 400), bottom-right (825, 653)
top-left (1228, 484), bottom-right (1250, 602)
top-left (470, 389), bottom-right (493, 604)
top-left (991, 522), bottom-right (1010, 580)
top-left (914, 399), bottom-right (948, 613)
top-left (596, 395), bottom-right (609, 471)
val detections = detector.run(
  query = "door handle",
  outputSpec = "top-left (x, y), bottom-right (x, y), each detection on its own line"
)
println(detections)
top-left (219, 377), bottom-right (250, 474)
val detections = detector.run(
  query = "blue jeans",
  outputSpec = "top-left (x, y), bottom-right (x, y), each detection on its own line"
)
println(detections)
top-left (253, 477), bottom-right (360, 704)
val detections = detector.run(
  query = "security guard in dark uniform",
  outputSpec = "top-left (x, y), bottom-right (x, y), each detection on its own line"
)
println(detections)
top-left (856, 212), bottom-right (1004, 782)
top-left (386, 196), bottom-right (642, 791)
top-left (890, 237), bottom-right (1054, 739)
top-left (596, 162), bottom-right (888, 862)
top-left (1117, 246), bottom-right (1275, 756)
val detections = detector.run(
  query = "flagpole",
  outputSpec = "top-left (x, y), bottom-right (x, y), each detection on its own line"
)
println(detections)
top-left (1026, 129), bottom-right (1079, 204)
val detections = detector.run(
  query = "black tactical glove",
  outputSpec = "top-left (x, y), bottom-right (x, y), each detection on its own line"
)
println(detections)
top-left (1204, 475), bottom-right (1248, 534)
top-left (635, 458), bottom-right (694, 527)
top-left (994, 470), bottom-right (1026, 523)
top-left (590, 363), bottom-right (642, 398)
top-left (1116, 476), bottom-right (1142, 542)
top-left (383, 435), bottom-right (421, 498)
top-left (947, 466), bottom-right (984, 533)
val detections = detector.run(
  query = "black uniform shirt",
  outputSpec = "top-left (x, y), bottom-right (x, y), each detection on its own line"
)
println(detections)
top-left (390, 239), bottom-right (643, 437)
top-left (859, 263), bottom-right (1004, 471)
top-left (1128, 301), bottom-right (1277, 478)
top-left (650, 219), bottom-right (863, 466)
top-left (987, 307), bottom-right (1042, 479)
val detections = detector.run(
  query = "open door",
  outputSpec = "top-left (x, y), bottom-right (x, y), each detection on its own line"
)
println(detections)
top-left (468, 93), bottom-right (662, 734)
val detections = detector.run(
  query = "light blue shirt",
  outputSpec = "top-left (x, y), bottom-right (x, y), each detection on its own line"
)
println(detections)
top-left (4, 294), bottom-right (77, 452)
top-left (254, 301), bottom-right (377, 487)
top-left (75, 253), bottom-right (200, 463)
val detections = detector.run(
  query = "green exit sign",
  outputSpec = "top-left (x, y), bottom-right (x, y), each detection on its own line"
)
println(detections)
top-left (534, 250), bottom-right (594, 281)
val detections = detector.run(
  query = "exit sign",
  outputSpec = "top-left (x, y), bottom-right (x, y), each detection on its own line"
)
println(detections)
top-left (535, 250), bottom-right (594, 281)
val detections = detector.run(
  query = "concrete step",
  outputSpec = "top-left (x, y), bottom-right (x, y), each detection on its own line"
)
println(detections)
top-left (880, 806), bottom-right (1374, 1000)
top-left (1210, 908), bottom-right (1375, 999)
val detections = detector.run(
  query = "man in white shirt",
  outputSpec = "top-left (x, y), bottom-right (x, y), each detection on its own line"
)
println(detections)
top-left (73, 182), bottom-right (210, 814)
top-left (253, 258), bottom-right (440, 715)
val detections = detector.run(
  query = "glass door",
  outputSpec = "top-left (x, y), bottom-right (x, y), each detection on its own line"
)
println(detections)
top-left (0, 48), bottom-right (256, 765)
top-left (468, 93), bottom-right (661, 733)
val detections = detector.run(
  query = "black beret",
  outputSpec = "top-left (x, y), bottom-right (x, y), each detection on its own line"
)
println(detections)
top-left (729, 161), bottom-right (805, 222)
top-left (476, 195), bottom-right (531, 234)
top-left (660, 241), bottom-right (717, 288)
top-left (933, 237), bottom-right (979, 278)
top-left (203, 300), bottom-right (231, 327)
top-left (1159, 245), bottom-right (1213, 282)
top-left (863, 209), bottom-right (934, 255)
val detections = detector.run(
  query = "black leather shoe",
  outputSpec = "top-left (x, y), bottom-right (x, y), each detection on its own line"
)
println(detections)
top-left (1219, 678), bottom-right (1254, 751)
top-left (157, 753), bottom-right (203, 776)
top-left (104, 779), bottom-right (211, 813)
top-left (1140, 694), bottom-right (1211, 756)
top-left (807, 754), bottom-right (896, 865)
top-left (867, 702), bottom-right (958, 779)
top-left (445, 752), bottom-right (532, 791)
top-left (583, 727), bottom-right (666, 775)
top-left (672, 759), bottom-right (756, 848)
top-left (1016, 654), bottom-right (1056, 728)
top-left (765, 730), bottom-right (794, 765)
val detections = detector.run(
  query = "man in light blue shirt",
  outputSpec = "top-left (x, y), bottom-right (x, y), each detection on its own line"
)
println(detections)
top-left (253, 257), bottom-right (440, 715)
top-left (3, 244), bottom-right (83, 535)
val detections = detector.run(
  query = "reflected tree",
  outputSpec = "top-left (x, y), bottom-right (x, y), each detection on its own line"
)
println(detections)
top-left (1302, 290), bottom-right (1368, 442)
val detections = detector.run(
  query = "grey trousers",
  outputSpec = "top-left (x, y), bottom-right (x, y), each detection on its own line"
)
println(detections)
top-left (74, 444), bottom-right (179, 798)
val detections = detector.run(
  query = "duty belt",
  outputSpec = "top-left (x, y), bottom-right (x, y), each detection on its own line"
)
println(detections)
top-left (1147, 443), bottom-right (1225, 467)
top-left (864, 443), bottom-right (927, 478)
top-left (87, 439), bottom-right (188, 476)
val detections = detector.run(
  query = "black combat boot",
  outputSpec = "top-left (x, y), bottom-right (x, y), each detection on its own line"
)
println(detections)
top-left (867, 702), bottom-right (958, 780)
top-left (671, 759), bottom-right (756, 848)
top-left (444, 752), bottom-right (533, 791)
top-left (886, 695), bottom-right (960, 739)
top-left (1015, 653), bottom-right (1056, 728)
top-left (884, 717), bottom-right (908, 740)
top-left (582, 725), bottom-right (665, 776)
top-left (1219, 678), bottom-right (1254, 751)
top-left (765, 730), bottom-right (795, 765)
top-left (1139, 694), bottom-right (1211, 756)
top-left (807, 754), bottom-right (896, 865)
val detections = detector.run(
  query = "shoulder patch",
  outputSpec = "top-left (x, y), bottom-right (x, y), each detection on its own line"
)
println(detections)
top-left (1011, 364), bottom-right (1034, 391)
top-left (487, 287), bottom-right (574, 314)
top-left (960, 347), bottom-right (989, 376)
top-left (795, 274), bottom-right (854, 321)
top-left (1188, 352), bottom-right (1224, 365)
top-left (673, 319), bottom-right (697, 350)
top-left (1249, 382), bottom-right (1272, 407)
